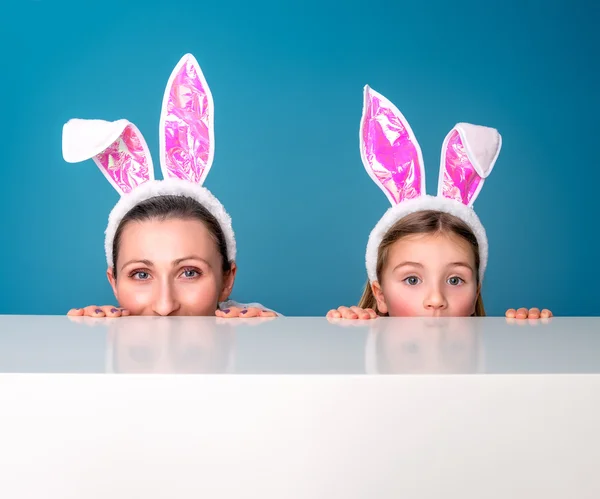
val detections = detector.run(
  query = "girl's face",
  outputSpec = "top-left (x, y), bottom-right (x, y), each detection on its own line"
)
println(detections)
top-left (373, 232), bottom-right (478, 317)
top-left (107, 218), bottom-right (235, 316)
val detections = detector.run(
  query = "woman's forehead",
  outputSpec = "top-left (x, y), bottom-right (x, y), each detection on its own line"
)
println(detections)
top-left (119, 218), bottom-right (219, 257)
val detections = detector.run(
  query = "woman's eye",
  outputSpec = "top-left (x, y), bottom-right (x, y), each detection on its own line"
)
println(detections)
top-left (404, 276), bottom-right (421, 286)
top-left (132, 271), bottom-right (150, 280)
top-left (181, 268), bottom-right (202, 279)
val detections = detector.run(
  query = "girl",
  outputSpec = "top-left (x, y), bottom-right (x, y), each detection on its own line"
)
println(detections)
top-left (328, 86), bottom-right (551, 321)
top-left (64, 54), bottom-right (277, 318)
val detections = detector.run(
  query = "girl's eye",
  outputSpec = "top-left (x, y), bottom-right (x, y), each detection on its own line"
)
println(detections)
top-left (447, 276), bottom-right (464, 286)
top-left (404, 276), bottom-right (421, 286)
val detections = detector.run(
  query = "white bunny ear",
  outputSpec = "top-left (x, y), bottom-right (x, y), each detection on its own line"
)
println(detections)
top-left (62, 118), bottom-right (154, 195)
top-left (159, 53), bottom-right (214, 185)
top-left (438, 123), bottom-right (501, 206)
top-left (360, 85), bottom-right (426, 205)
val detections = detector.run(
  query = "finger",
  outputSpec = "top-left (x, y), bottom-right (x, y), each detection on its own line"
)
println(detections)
top-left (365, 308), bottom-right (378, 319)
top-left (541, 309), bottom-right (552, 318)
top-left (515, 307), bottom-right (529, 320)
top-left (338, 306), bottom-right (358, 320)
top-left (259, 310), bottom-right (278, 318)
top-left (215, 306), bottom-right (243, 318)
top-left (101, 306), bottom-right (123, 318)
top-left (215, 308), bottom-right (234, 317)
top-left (239, 307), bottom-right (261, 318)
top-left (83, 306), bottom-right (105, 317)
top-left (505, 309), bottom-right (516, 319)
top-left (67, 308), bottom-right (84, 316)
top-left (527, 308), bottom-right (541, 319)
top-left (350, 306), bottom-right (372, 320)
top-left (326, 309), bottom-right (342, 319)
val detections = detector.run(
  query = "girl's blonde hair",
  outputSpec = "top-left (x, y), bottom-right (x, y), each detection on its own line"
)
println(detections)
top-left (358, 210), bottom-right (486, 316)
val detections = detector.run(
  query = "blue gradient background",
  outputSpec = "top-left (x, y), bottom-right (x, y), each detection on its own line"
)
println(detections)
top-left (1, 0), bottom-right (598, 316)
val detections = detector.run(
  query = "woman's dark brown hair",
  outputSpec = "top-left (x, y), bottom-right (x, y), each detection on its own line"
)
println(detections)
top-left (111, 195), bottom-right (231, 278)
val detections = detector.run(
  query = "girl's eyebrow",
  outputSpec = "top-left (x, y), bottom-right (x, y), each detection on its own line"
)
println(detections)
top-left (393, 261), bottom-right (423, 272)
top-left (446, 262), bottom-right (474, 272)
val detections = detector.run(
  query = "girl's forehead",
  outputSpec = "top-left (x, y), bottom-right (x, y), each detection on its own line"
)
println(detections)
top-left (388, 232), bottom-right (475, 261)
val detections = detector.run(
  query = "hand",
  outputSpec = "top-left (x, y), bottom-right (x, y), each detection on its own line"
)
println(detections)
top-left (67, 305), bottom-right (130, 318)
top-left (505, 307), bottom-right (553, 320)
top-left (326, 306), bottom-right (378, 320)
top-left (215, 306), bottom-right (278, 318)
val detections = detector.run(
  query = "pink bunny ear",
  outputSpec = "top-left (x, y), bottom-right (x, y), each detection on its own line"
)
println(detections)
top-left (360, 85), bottom-right (426, 205)
top-left (159, 53), bottom-right (214, 184)
top-left (438, 123), bottom-right (501, 206)
top-left (62, 119), bottom-right (154, 195)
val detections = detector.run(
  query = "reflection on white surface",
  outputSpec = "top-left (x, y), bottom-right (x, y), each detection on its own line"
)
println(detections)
top-left (105, 316), bottom-right (237, 373)
top-left (0, 315), bottom-right (599, 374)
top-left (364, 317), bottom-right (483, 374)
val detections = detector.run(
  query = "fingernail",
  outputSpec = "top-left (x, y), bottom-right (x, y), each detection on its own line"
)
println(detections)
top-left (111, 308), bottom-right (118, 313)
top-left (95, 309), bottom-right (102, 314)
top-left (222, 309), bottom-right (230, 314)
top-left (241, 310), bottom-right (248, 314)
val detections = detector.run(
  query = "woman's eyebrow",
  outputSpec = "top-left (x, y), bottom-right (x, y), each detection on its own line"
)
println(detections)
top-left (120, 259), bottom-right (153, 272)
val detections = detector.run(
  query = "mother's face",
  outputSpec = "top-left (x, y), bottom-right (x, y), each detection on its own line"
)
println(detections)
top-left (108, 217), bottom-right (236, 316)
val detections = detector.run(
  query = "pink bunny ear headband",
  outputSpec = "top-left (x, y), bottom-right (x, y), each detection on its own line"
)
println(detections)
top-left (361, 85), bottom-right (502, 284)
top-left (62, 54), bottom-right (236, 269)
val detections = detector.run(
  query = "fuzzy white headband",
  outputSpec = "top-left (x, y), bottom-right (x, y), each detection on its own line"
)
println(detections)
top-left (360, 86), bottom-right (502, 283)
top-left (62, 54), bottom-right (236, 268)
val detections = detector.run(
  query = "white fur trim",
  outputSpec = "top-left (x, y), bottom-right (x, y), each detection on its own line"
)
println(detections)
top-left (365, 195), bottom-right (488, 283)
top-left (105, 178), bottom-right (236, 268)
top-left (452, 123), bottom-right (501, 180)
top-left (62, 119), bottom-right (156, 196)
top-left (63, 119), bottom-right (137, 164)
